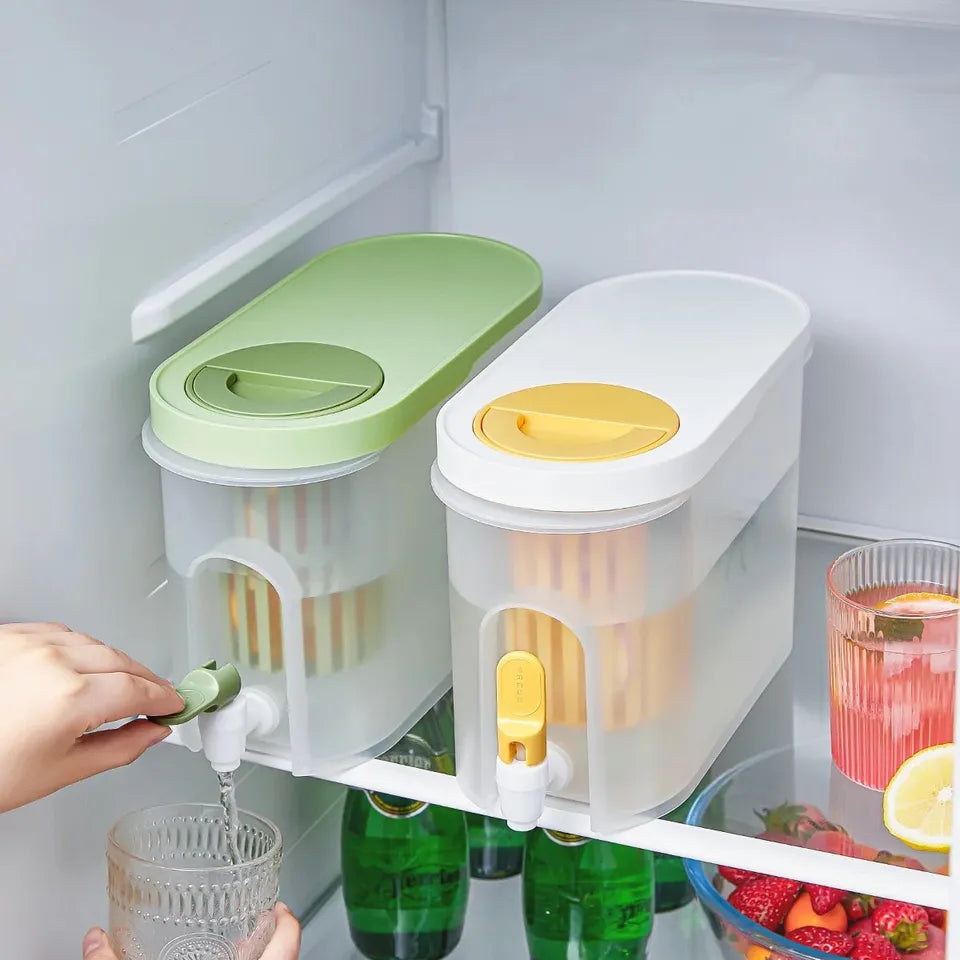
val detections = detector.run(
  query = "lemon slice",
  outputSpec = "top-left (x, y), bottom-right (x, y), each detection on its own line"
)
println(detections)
top-left (883, 743), bottom-right (954, 852)
top-left (877, 592), bottom-right (959, 615)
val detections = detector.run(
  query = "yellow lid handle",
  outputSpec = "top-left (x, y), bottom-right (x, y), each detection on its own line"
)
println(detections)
top-left (474, 383), bottom-right (680, 463)
top-left (481, 407), bottom-right (668, 462)
top-left (497, 651), bottom-right (547, 766)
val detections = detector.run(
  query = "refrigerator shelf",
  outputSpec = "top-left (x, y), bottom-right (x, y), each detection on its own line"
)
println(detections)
top-left (240, 530), bottom-right (952, 908)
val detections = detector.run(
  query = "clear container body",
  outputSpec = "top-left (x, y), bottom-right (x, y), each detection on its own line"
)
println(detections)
top-left (157, 414), bottom-right (452, 772)
top-left (107, 803), bottom-right (281, 960)
top-left (442, 367), bottom-right (803, 832)
top-left (827, 539), bottom-right (960, 791)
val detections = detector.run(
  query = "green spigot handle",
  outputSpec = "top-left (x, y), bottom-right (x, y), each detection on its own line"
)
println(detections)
top-left (150, 660), bottom-right (243, 726)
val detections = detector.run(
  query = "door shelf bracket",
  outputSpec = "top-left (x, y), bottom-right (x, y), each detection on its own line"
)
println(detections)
top-left (131, 104), bottom-right (443, 343)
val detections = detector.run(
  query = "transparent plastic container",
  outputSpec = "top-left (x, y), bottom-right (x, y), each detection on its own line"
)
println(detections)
top-left (144, 233), bottom-right (543, 773)
top-left (432, 271), bottom-right (810, 831)
top-left (147, 414), bottom-right (451, 772)
top-left (107, 803), bottom-right (281, 960)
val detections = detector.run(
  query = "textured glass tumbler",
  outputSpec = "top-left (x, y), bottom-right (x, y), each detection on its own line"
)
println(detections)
top-left (828, 540), bottom-right (960, 791)
top-left (107, 803), bottom-right (282, 960)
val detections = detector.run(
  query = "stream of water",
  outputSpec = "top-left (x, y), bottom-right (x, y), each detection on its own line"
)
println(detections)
top-left (218, 770), bottom-right (243, 865)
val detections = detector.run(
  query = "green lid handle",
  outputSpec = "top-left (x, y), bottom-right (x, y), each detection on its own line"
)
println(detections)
top-left (150, 660), bottom-right (243, 726)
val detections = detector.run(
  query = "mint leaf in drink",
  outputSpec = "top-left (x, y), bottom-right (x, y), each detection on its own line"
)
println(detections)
top-left (874, 615), bottom-right (923, 641)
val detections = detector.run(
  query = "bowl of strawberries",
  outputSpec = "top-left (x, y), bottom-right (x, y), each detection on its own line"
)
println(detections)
top-left (683, 744), bottom-right (948, 959)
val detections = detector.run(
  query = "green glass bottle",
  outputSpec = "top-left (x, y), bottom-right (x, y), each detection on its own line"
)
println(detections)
top-left (466, 813), bottom-right (525, 879)
top-left (654, 769), bottom-right (716, 913)
top-left (523, 829), bottom-right (654, 960)
top-left (340, 702), bottom-right (469, 960)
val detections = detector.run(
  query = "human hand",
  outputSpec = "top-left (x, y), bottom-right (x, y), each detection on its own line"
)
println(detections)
top-left (0, 621), bottom-right (183, 811)
top-left (82, 903), bottom-right (303, 959)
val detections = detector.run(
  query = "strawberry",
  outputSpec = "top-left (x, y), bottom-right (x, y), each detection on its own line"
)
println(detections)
top-left (718, 864), bottom-right (759, 887)
top-left (922, 923), bottom-right (947, 960)
top-left (874, 850), bottom-right (927, 872)
top-left (845, 894), bottom-right (876, 922)
top-left (728, 875), bottom-right (802, 930)
top-left (787, 926), bottom-right (854, 955)
top-left (850, 931), bottom-right (902, 959)
top-left (871, 899), bottom-right (929, 952)
top-left (807, 830), bottom-right (859, 858)
top-left (807, 884), bottom-right (848, 915)
top-left (849, 917), bottom-right (873, 937)
top-left (756, 830), bottom-right (806, 847)
top-left (756, 803), bottom-right (845, 843)
top-left (926, 906), bottom-right (946, 928)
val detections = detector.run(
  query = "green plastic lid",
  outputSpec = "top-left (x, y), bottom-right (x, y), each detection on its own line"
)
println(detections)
top-left (187, 343), bottom-right (384, 418)
top-left (148, 234), bottom-right (542, 470)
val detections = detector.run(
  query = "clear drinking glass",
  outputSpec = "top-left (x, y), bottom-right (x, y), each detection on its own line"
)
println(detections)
top-left (107, 803), bottom-right (282, 960)
top-left (827, 539), bottom-right (960, 790)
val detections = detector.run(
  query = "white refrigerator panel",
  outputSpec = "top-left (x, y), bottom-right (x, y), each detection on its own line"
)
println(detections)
top-left (445, 0), bottom-right (960, 543)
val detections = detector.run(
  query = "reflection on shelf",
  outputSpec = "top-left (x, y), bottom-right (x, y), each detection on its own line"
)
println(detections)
top-left (300, 878), bottom-right (722, 960)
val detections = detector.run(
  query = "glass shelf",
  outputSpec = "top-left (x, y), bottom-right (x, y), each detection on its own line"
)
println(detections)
top-left (300, 878), bottom-right (723, 960)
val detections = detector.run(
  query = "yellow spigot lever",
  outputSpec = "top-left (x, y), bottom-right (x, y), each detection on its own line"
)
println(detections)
top-left (497, 651), bottom-right (547, 766)
top-left (495, 650), bottom-right (571, 831)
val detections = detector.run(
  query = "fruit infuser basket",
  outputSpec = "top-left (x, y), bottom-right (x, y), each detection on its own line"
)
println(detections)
top-left (225, 485), bottom-right (385, 676)
top-left (504, 526), bottom-right (693, 730)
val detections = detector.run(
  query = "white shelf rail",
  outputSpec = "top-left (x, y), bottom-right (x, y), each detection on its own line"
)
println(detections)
top-left (242, 750), bottom-right (950, 909)
top-left (130, 104), bottom-right (442, 343)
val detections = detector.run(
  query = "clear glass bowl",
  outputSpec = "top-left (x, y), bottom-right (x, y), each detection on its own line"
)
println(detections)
top-left (682, 742), bottom-right (948, 960)
top-left (107, 803), bottom-right (282, 960)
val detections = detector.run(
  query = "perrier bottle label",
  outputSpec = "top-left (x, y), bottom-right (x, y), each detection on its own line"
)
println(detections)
top-left (341, 702), bottom-right (468, 960)
top-left (366, 791), bottom-right (428, 819)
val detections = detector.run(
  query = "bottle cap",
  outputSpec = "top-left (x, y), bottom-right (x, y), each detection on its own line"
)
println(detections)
top-left (150, 660), bottom-right (242, 726)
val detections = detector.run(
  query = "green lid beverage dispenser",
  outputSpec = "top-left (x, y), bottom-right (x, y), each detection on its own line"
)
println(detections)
top-left (144, 233), bottom-right (542, 774)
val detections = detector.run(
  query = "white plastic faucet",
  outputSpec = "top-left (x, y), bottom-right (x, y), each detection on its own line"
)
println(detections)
top-left (197, 687), bottom-right (282, 773)
top-left (149, 661), bottom-right (282, 772)
top-left (497, 740), bottom-right (573, 832)
top-left (494, 650), bottom-right (572, 831)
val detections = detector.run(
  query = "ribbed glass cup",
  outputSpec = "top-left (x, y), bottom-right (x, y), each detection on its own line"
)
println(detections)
top-left (827, 540), bottom-right (959, 790)
top-left (107, 803), bottom-right (282, 960)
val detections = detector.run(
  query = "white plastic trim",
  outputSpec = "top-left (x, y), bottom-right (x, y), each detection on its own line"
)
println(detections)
top-left (677, 0), bottom-right (960, 26)
top-left (799, 513), bottom-right (960, 547)
top-left (142, 421), bottom-right (379, 487)
top-left (130, 106), bottom-right (442, 342)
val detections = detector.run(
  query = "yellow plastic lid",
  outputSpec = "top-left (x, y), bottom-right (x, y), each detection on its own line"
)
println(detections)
top-left (473, 382), bottom-right (679, 462)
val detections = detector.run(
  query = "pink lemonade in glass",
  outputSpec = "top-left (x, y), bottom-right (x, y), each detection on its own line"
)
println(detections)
top-left (828, 541), bottom-right (960, 791)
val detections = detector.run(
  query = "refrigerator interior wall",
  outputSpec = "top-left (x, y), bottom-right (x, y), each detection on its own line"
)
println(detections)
top-left (445, 0), bottom-right (960, 543)
top-left (0, 2), bottom-right (432, 955)
top-left (3, 0), bottom-right (959, 954)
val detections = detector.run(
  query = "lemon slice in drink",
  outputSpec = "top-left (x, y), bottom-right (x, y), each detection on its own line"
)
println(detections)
top-left (877, 592), bottom-right (959, 615)
top-left (883, 743), bottom-right (954, 852)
